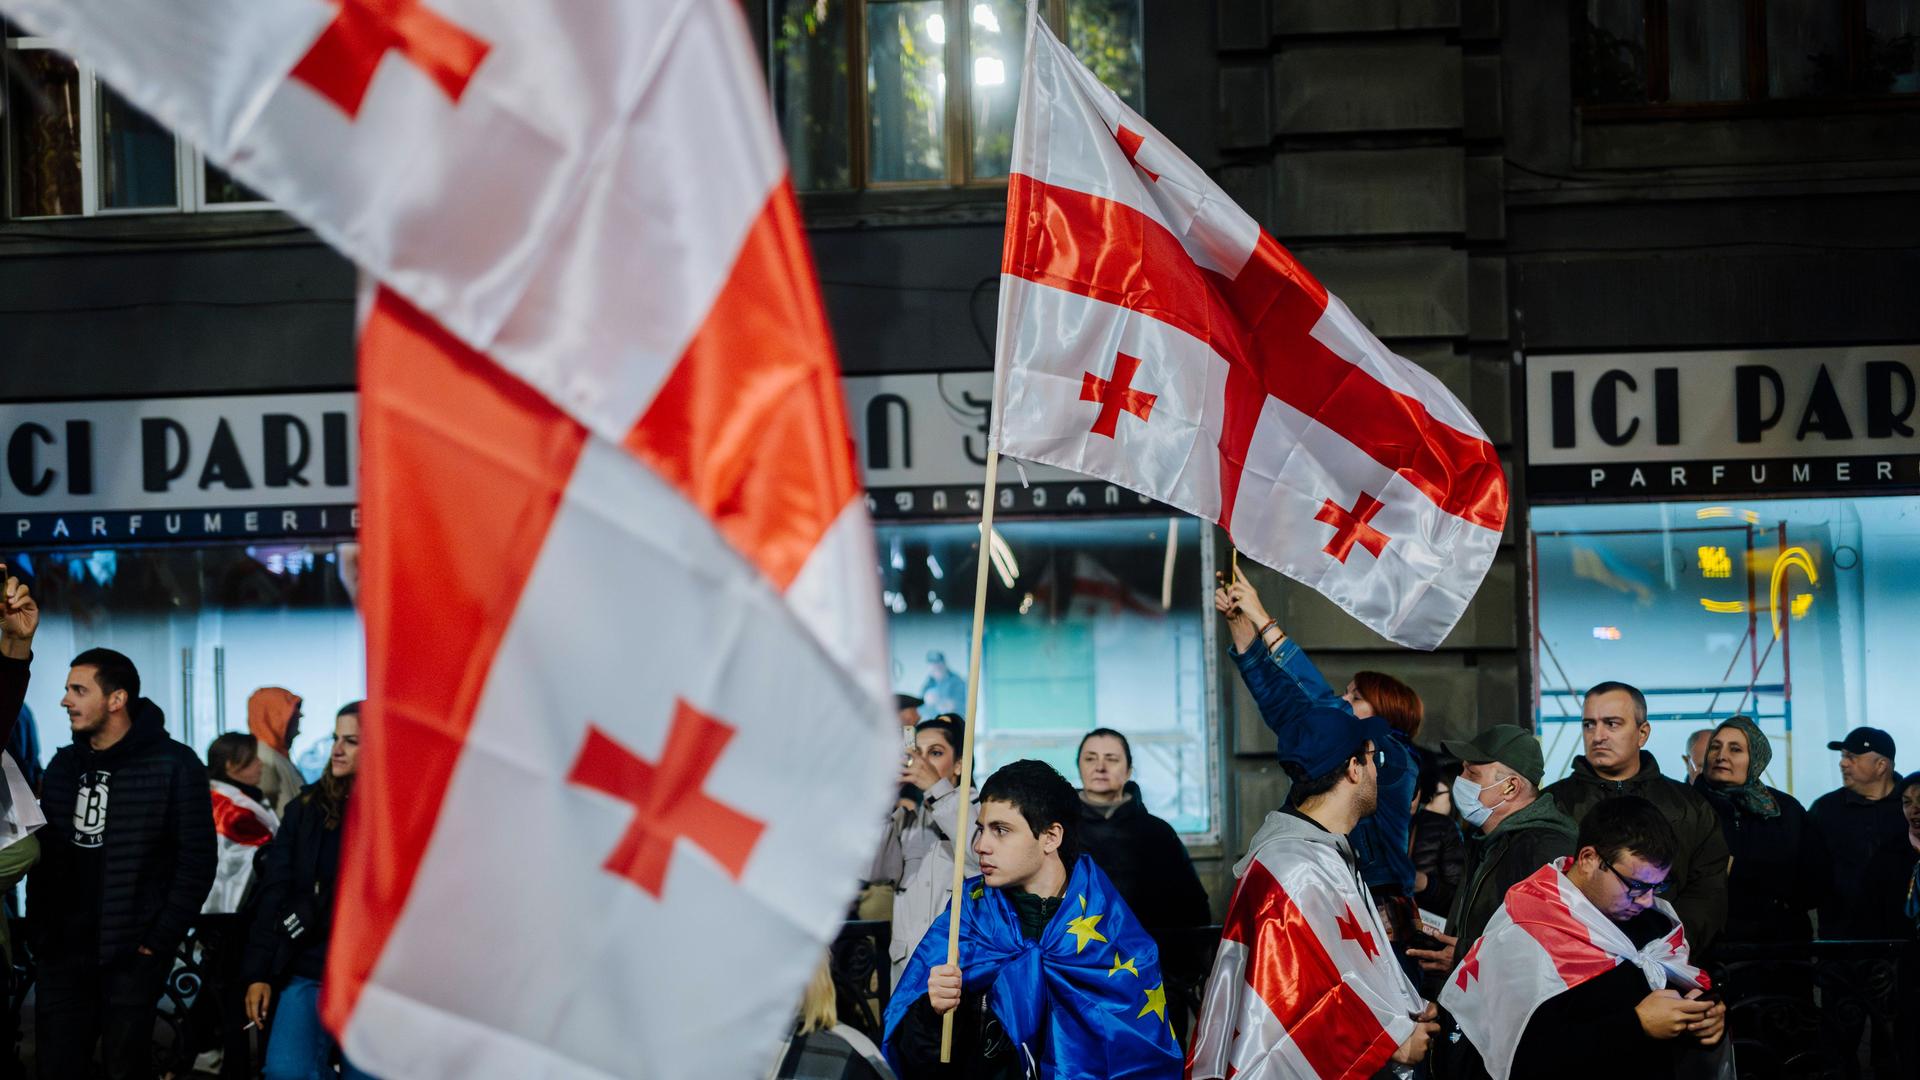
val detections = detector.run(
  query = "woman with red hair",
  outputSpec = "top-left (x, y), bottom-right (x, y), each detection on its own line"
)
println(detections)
top-left (1215, 568), bottom-right (1425, 908)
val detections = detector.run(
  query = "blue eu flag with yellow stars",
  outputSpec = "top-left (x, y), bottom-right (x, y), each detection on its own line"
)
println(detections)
top-left (883, 854), bottom-right (1184, 1078)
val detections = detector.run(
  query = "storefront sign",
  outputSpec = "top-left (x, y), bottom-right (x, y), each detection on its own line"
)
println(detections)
top-left (842, 372), bottom-right (1170, 518)
top-left (0, 392), bottom-right (357, 545)
top-left (1526, 346), bottom-right (1920, 498)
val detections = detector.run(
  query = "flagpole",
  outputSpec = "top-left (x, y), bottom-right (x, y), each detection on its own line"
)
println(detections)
top-left (942, 0), bottom-right (1033, 1058)
top-left (939, 445), bottom-right (999, 1062)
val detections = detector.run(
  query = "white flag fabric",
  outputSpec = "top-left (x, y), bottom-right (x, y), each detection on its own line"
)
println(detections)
top-left (991, 10), bottom-right (1507, 650)
top-left (1188, 812), bottom-right (1426, 1079)
top-left (0, 2), bottom-right (898, 1077)
top-left (1439, 859), bottom-right (1723, 1080)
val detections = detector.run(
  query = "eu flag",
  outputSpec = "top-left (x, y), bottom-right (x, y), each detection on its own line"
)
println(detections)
top-left (883, 854), bottom-right (1184, 1078)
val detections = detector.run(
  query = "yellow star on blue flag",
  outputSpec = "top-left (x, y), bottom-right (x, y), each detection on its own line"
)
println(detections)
top-left (1108, 952), bottom-right (1138, 977)
top-left (1138, 982), bottom-right (1168, 1024)
top-left (1066, 894), bottom-right (1108, 953)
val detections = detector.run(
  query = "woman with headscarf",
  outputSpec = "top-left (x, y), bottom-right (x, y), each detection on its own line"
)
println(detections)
top-left (247, 686), bottom-right (307, 815)
top-left (1695, 715), bottom-right (1829, 942)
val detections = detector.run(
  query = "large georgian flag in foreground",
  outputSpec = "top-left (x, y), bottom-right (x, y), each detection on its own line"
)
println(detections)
top-left (1187, 814), bottom-right (1427, 1079)
top-left (991, 12), bottom-right (1507, 649)
top-left (1439, 860), bottom-right (1724, 1080)
top-left (0, 2), bottom-right (898, 1077)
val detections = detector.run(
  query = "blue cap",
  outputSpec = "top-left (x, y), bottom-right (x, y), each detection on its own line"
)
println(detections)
top-left (1275, 707), bottom-right (1391, 779)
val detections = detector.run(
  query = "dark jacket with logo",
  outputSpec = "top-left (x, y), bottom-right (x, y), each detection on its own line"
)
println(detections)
top-left (1694, 778), bottom-right (1827, 943)
top-left (1807, 785), bottom-right (1915, 939)
top-left (244, 782), bottom-right (346, 986)
top-left (1078, 784), bottom-right (1210, 929)
top-left (1545, 751), bottom-right (1730, 956)
top-left (1444, 794), bottom-right (1579, 954)
top-left (31, 697), bottom-right (217, 965)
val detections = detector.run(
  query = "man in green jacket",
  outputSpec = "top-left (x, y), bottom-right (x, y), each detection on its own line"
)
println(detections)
top-left (1544, 681), bottom-right (1730, 957)
top-left (1407, 725), bottom-right (1577, 976)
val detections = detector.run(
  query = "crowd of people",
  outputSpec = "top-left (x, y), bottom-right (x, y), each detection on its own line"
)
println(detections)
top-left (860, 567), bottom-right (1918, 1080)
top-left (0, 566), bottom-right (369, 1079)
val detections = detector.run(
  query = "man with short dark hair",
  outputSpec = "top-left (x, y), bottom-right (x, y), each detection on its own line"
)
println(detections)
top-left (1808, 726), bottom-right (1909, 938)
top-left (1544, 680), bottom-right (1730, 955)
top-left (883, 759), bottom-right (1182, 1078)
top-left (1189, 707), bottom-right (1438, 1079)
top-left (1443, 797), bottom-right (1729, 1080)
top-left (1684, 728), bottom-right (1713, 783)
top-left (1408, 724), bottom-right (1578, 980)
top-left (32, 646), bottom-right (217, 1080)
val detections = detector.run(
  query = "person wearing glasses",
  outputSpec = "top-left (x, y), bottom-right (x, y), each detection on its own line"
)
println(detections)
top-left (1543, 681), bottom-right (1730, 958)
top-left (1441, 797), bottom-right (1728, 1080)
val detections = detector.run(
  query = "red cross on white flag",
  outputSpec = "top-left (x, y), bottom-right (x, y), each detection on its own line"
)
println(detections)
top-left (990, 8), bottom-right (1507, 649)
top-left (0, 1), bottom-right (898, 1077)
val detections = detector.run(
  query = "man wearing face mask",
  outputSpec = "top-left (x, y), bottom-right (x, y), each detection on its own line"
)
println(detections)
top-left (1407, 725), bottom-right (1577, 981)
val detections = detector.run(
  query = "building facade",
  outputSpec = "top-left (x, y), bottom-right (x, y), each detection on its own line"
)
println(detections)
top-left (1, 2), bottom-right (1916, 909)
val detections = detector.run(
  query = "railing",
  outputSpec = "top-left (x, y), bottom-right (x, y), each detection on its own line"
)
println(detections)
top-left (0, 916), bottom-right (1907, 1076)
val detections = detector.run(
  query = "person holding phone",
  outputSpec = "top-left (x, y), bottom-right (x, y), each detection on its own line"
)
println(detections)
top-left (869, 714), bottom-right (978, 986)
top-left (242, 702), bottom-right (372, 1080)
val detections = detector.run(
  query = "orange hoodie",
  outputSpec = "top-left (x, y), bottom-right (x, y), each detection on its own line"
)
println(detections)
top-left (247, 687), bottom-right (302, 755)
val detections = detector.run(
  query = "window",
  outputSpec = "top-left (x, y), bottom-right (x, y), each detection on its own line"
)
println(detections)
top-left (1532, 496), bottom-right (1920, 802)
top-left (1575, 0), bottom-right (1920, 108)
top-left (876, 516), bottom-right (1216, 837)
top-left (770, 0), bottom-right (1143, 192)
top-left (4, 31), bottom-right (268, 219)
top-left (4, 542), bottom-right (362, 772)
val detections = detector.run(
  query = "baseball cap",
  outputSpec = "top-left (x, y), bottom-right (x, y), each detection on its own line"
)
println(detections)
top-left (895, 693), bottom-right (924, 712)
top-left (1443, 725), bottom-right (1546, 789)
top-left (1827, 727), bottom-right (1896, 761)
top-left (1276, 707), bottom-right (1390, 780)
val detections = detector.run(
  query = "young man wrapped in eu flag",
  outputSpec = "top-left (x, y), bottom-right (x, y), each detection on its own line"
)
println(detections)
top-left (883, 760), bottom-right (1184, 1078)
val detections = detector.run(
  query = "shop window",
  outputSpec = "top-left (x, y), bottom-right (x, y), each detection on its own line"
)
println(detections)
top-left (3, 30), bottom-right (269, 219)
top-left (1532, 497), bottom-right (1919, 803)
top-left (1575, 0), bottom-right (1920, 108)
top-left (876, 516), bottom-right (1215, 838)
top-left (769, 0), bottom-right (1142, 193)
top-left (4, 543), bottom-right (361, 775)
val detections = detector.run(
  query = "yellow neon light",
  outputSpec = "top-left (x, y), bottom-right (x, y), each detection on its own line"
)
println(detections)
top-left (1696, 507), bottom-right (1731, 520)
top-left (1699, 599), bottom-right (1747, 614)
top-left (1697, 545), bottom-right (1732, 579)
top-left (1770, 546), bottom-right (1818, 639)
top-left (1791, 593), bottom-right (1814, 619)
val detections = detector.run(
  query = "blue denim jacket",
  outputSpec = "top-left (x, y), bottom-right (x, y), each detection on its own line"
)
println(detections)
top-left (1231, 636), bottom-right (1417, 894)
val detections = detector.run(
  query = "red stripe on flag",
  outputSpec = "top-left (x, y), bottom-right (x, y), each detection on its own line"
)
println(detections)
top-left (323, 288), bottom-right (590, 1033)
top-left (1219, 859), bottom-right (1400, 1079)
top-left (626, 181), bottom-right (860, 591)
top-left (1002, 174), bottom-right (1507, 533)
top-left (210, 792), bottom-right (274, 847)
top-left (1503, 865), bottom-right (1621, 990)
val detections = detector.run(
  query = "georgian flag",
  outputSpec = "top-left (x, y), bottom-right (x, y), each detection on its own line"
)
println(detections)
top-left (0, 2), bottom-right (898, 1077)
top-left (205, 779), bottom-right (278, 915)
top-left (991, 9), bottom-right (1507, 650)
top-left (1438, 859), bottom-right (1725, 1080)
top-left (1187, 814), bottom-right (1428, 1079)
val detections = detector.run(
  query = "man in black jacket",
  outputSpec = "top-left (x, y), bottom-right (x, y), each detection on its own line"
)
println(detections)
top-left (1543, 681), bottom-right (1729, 957)
top-left (31, 647), bottom-right (217, 1080)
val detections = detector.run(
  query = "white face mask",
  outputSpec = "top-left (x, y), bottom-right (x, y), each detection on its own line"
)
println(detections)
top-left (1453, 774), bottom-right (1514, 828)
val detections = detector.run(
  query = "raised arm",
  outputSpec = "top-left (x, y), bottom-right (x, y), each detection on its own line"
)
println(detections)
top-left (1214, 567), bottom-right (1348, 739)
top-left (0, 566), bottom-right (39, 751)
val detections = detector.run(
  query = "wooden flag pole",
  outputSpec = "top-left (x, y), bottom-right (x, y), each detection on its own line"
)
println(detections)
top-left (939, 445), bottom-right (1000, 1062)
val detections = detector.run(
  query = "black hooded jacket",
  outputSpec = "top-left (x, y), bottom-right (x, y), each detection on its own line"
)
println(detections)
top-left (31, 696), bottom-right (217, 965)
top-left (1076, 783), bottom-right (1210, 929)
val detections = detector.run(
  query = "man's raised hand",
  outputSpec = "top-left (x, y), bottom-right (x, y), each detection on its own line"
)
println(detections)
top-left (0, 566), bottom-right (37, 659)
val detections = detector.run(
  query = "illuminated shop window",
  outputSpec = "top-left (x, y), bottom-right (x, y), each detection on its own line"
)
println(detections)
top-left (1532, 496), bottom-right (1919, 800)
top-left (875, 516), bottom-right (1215, 837)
